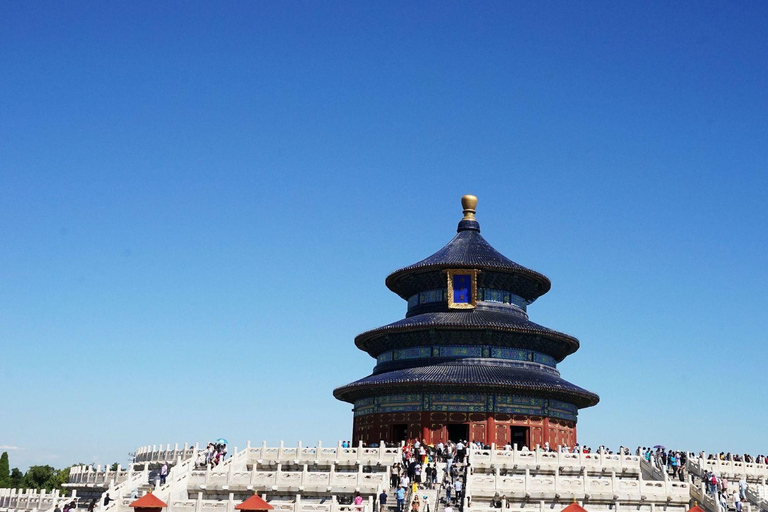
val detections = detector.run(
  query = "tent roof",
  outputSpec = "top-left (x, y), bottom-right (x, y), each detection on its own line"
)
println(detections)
top-left (560, 502), bottom-right (587, 512)
top-left (129, 493), bottom-right (167, 509)
top-left (235, 495), bottom-right (273, 511)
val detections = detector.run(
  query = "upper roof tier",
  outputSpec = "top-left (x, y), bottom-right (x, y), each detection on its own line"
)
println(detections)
top-left (385, 195), bottom-right (552, 302)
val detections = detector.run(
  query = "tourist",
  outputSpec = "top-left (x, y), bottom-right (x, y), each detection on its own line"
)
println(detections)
top-left (160, 462), bottom-right (168, 485)
top-left (454, 477), bottom-right (463, 503)
top-left (104, 493), bottom-right (113, 506)
top-left (396, 485), bottom-right (406, 512)
top-left (54, 505), bottom-right (61, 512)
top-left (354, 492), bottom-right (363, 511)
top-left (410, 494), bottom-right (420, 512)
top-left (718, 492), bottom-right (727, 512)
top-left (379, 489), bottom-right (388, 512)
top-left (456, 441), bottom-right (465, 464)
top-left (88, 499), bottom-right (97, 512)
top-left (391, 465), bottom-right (401, 489)
top-left (444, 503), bottom-right (453, 512)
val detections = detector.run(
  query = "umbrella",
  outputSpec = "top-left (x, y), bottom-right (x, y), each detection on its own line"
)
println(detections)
top-left (216, 438), bottom-right (228, 445)
top-left (653, 445), bottom-right (665, 450)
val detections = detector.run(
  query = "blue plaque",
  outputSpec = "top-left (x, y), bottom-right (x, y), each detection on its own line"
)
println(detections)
top-left (453, 274), bottom-right (471, 303)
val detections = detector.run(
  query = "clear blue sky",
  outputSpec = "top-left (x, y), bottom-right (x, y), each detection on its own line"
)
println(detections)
top-left (1, 2), bottom-right (767, 471)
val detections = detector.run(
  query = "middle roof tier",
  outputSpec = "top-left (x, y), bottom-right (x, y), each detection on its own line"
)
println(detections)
top-left (355, 308), bottom-right (580, 362)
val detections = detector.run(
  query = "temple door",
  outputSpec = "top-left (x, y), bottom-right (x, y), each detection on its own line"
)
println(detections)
top-left (495, 424), bottom-right (509, 445)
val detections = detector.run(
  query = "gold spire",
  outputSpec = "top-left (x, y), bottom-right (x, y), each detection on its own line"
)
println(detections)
top-left (461, 194), bottom-right (478, 220)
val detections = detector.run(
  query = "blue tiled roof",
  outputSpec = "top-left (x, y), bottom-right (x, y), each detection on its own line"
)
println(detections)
top-left (385, 221), bottom-right (551, 300)
top-left (355, 310), bottom-right (579, 357)
top-left (333, 361), bottom-right (600, 408)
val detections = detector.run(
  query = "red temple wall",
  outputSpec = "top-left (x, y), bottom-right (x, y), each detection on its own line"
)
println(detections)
top-left (352, 412), bottom-right (577, 449)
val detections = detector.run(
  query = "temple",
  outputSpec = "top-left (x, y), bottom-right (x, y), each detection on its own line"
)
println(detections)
top-left (334, 195), bottom-right (599, 448)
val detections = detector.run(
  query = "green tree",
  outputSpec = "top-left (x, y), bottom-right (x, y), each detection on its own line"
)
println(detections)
top-left (10, 468), bottom-right (23, 488)
top-left (56, 467), bottom-right (71, 490)
top-left (0, 452), bottom-right (10, 488)
top-left (23, 465), bottom-right (57, 491)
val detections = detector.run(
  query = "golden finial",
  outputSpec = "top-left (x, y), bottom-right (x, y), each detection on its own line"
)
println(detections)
top-left (461, 194), bottom-right (478, 220)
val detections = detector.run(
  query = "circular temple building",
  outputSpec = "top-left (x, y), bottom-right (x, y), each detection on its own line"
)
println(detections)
top-left (334, 195), bottom-right (599, 449)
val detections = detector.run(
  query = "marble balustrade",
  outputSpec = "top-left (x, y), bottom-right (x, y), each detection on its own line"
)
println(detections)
top-left (0, 489), bottom-right (75, 511)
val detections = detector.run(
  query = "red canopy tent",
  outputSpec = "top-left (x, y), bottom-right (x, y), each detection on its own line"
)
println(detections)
top-left (235, 494), bottom-right (274, 511)
top-left (560, 502), bottom-right (587, 512)
top-left (129, 493), bottom-right (168, 512)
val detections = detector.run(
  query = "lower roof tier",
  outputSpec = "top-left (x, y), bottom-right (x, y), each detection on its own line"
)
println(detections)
top-left (333, 361), bottom-right (599, 408)
top-left (355, 309), bottom-right (579, 362)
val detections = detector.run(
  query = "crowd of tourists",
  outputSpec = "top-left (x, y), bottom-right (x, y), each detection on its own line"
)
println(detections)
top-left (700, 470), bottom-right (748, 512)
top-left (195, 441), bottom-right (228, 468)
top-left (379, 439), bottom-right (470, 512)
top-left (638, 447), bottom-right (689, 482)
top-left (703, 452), bottom-right (768, 464)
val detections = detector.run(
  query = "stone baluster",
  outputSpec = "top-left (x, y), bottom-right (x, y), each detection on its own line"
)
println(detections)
top-left (317, 441), bottom-right (323, 462)
top-left (524, 468), bottom-right (530, 496)
top-left (194, 489), bottom-right (204, 512)
top-left (357, 462), bottom-right (364, 489)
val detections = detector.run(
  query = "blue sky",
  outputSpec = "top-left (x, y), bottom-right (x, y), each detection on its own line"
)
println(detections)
top-left (1, 2), bottom-right (767, 471)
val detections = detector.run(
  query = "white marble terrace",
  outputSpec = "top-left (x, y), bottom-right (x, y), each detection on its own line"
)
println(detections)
top-left (0, 442), bottom-right (716, 512)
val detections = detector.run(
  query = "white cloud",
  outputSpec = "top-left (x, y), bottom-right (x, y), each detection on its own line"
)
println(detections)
top-left (0, 445), bottom-right (21, 450)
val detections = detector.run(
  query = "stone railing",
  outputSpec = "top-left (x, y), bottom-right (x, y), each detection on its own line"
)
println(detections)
top-left (245, 442), bottom-right (400, 466)
top-left (0, 489), bottom-right (76, 512)
top-left (690, 480), bottom-right (728, 512)
top-left (134, 444), bottom-right (198, 464)
top-left (132, 441), bottom-right (400, 468)
top-left (468, 446), bottom-right (642, 473)
top-left (66, 465), bottom-right (129, 487)
top-left (189, 465), bottom-right (388, 494)
top-left (688, 455), bottom-right (768, 482)
top-left (109, 451), bottom-right (200, 512)
top-left (162, 496), bottom-right (373, 512)
top-left (467, 470), bottom-right (689, 501)
top-left (639, 457), bottom-right (669, 481)
top-left (94, 468), bottom-right (150, 512)
top-left (745, 484), bottom-right (768, 512)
